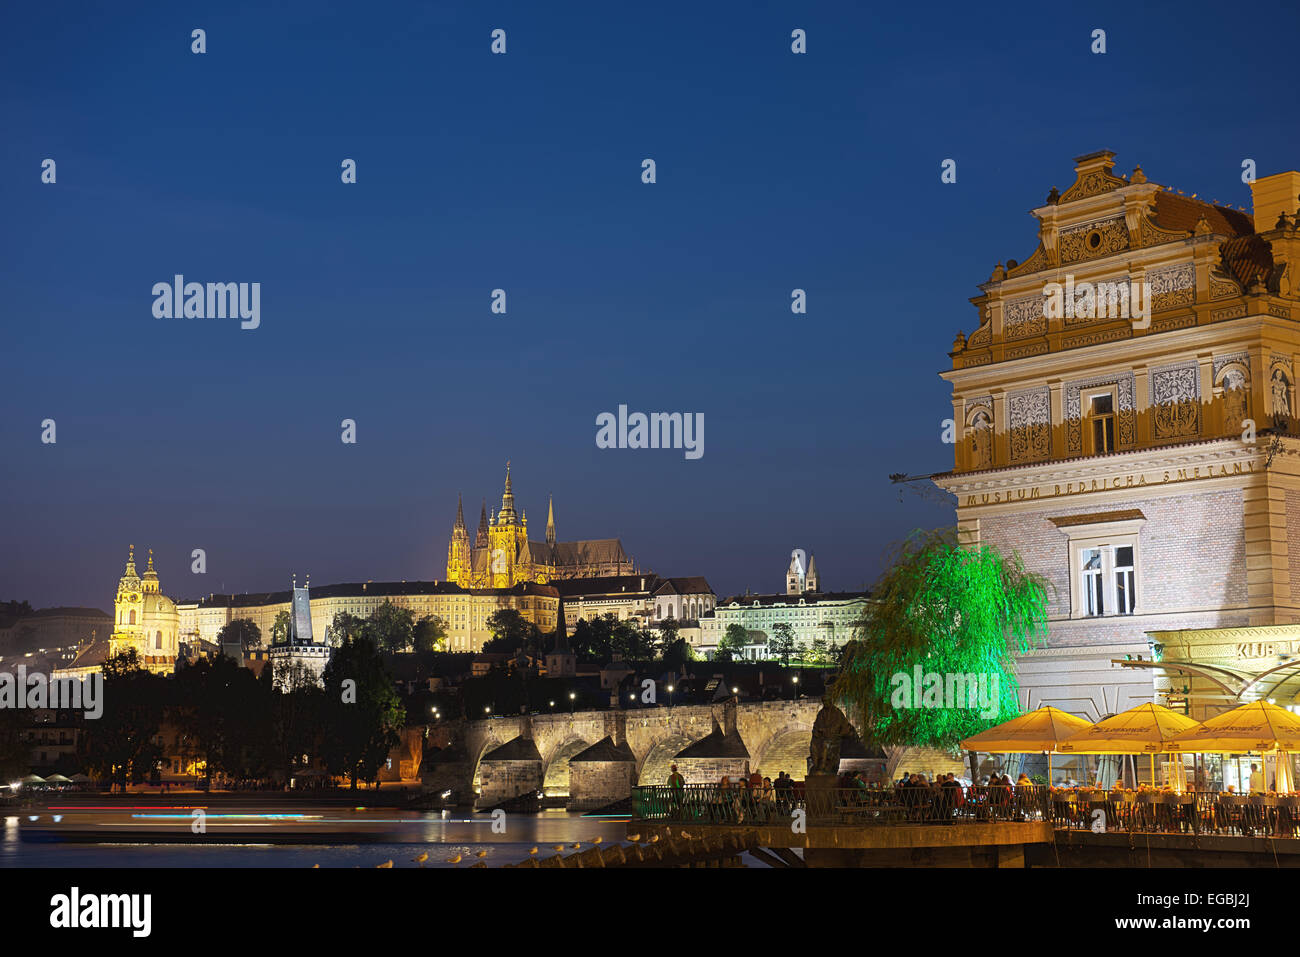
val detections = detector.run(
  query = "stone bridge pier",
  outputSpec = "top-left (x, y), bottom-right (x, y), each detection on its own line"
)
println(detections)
top-left (450, 699), bottom-right (825, 809)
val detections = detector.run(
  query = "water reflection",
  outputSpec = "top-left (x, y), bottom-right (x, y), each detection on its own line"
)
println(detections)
top-left (0, 810), bottom-right (633, 868)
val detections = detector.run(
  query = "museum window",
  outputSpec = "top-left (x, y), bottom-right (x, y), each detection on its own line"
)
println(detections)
top-left (1055, 512), bottom-right (1145, 620)
top-left (1076, 542), bottom-right (1139, 618)
top-left (1088, 393), bottom-right (1116, 454)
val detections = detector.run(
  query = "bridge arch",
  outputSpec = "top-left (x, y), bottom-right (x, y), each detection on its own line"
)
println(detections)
top-left (542, 737), bottom-right (592, 797)
top-left (636, 733), bottom-right (697, 786)
top-left (750, 726), bottom-right (813, 780)
top-left (469, 737), bottom-right (504, 792)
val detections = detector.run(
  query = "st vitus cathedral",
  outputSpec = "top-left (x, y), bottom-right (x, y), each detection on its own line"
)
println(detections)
top-left (446, 463), bottom-right (635, 588)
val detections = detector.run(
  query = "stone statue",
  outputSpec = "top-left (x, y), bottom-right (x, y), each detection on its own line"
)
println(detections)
top-left (1222, 371), bottom-right (1248, 432)
top-left (969, 413), bottom-right (992, 469)
top-left (808, 694), bottom-right (855, 775)
top-left (1272, 370), bottom-right (1291, 423)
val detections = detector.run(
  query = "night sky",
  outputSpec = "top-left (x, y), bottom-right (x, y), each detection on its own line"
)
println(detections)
top-left (3, 1), bottom-right (1299, 610)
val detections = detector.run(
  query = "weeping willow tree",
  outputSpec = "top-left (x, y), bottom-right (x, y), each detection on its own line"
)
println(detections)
top-left (831, 529), bottom-right (1049, 751)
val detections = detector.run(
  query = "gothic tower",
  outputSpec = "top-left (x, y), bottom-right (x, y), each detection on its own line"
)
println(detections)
top-left (806, 553), bottom-right (819, 593)
top-left (488, 462), bottom-right (529, 587)
top-left (446, 494), bottom-right (472, 586)
top-left (786, 549), bottom-right (807, 595)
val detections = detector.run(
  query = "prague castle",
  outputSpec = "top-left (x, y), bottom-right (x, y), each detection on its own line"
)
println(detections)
top-left (932, 150), bottom-right (1300, 730)
top-left (446, 463), bottom-right (635, 588)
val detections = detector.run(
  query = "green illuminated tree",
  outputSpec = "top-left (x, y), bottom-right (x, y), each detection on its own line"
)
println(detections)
top-left (363, 600), bottom-right (416, 654)
top-left (831, 529), bottom-right (1048, 750)
top-left (327, 611), bottom-right (364, 648)
top-left (770, 622), bottom-right (796, 665)
top-left (412, 615), bottom-right (447, 654)
top-left (270, 610), bottom-right (292, 646)
top-left (217, 617), bottom-right (262, 653)
top-left (715, 623), bottom-right (749, 662)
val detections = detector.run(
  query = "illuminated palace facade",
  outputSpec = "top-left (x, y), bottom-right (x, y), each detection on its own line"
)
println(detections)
top-left (933, 150), bottom-right (1300, 722)
top-left (446, 464), bottom-right (635, 588)
top-left (181, 579), bottom-right (559, 655)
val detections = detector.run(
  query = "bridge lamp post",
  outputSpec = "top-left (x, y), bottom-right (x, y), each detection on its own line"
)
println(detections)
top-left (791, 674), bottom-right (799, 700)
top-left (569, 691), bottom-right (576, 713)
top-left (549, 700), bottom-right (555, 712)
top-left (629, 692), bottom-right (636, 709)
top-left (667, 684), bottom-right (674, 707)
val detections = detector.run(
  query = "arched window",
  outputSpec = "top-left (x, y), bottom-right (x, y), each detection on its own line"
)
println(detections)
top-left (156, 630), bottom-right (163, 649)
top-left (129, 610), bottom-right (136, 625)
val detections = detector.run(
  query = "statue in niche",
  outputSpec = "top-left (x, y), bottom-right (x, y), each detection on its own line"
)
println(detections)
top-left (1271, 369), bottom-right (1291, 426)
top-left (1222, 370), bottom-right (1248, 433)
top-left (969, 412), bottom-right (992, 469)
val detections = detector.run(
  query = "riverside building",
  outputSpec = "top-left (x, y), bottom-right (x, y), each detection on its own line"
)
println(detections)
top-left (932, 150), bottom-right (1300, 723)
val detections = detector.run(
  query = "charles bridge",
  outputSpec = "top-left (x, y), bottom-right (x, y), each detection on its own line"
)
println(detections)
top-left (421, 699), bottom-right (847, 808)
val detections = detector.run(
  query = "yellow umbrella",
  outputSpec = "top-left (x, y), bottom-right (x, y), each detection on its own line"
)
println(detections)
top-left (1167, 700), bottom-right (1300, 753)
top-left (960, 706), bottom-right (1094, 752)
top-left (1058, 703), bottom-right (1201, 786)
top-left (960, 706), bottom-right (1094, 786)
top-left (1168, 700), bottom-right (1300, 794)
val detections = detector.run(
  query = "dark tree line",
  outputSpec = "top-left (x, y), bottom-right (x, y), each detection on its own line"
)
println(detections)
top-left (79, 638), bottom-right (405, 791)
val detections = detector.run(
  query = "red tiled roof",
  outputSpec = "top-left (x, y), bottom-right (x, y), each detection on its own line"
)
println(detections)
top-left (1220, 234), bottom-right (1274, 287)
top-left (1152, 192), bottom-right (1253, 237)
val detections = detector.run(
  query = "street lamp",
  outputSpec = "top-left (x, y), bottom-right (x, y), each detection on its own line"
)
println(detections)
top-left (569, 691), bottom-right (576, 713)
top-left (791, 674), bottom-right (799, 700)
top-left (667, 684), bottom-right (674, 707)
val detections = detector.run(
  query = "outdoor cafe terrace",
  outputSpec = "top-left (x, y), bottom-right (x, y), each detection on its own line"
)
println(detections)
top-left (631, 782), bottom-right (1300, 839)
top-left (632, 698), bottom-right (1300, 841)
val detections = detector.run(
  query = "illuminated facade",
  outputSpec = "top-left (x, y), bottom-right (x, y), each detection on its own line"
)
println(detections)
top-left (59, 546), bottom-right (180, 679)
top-left (932, 150), bottom-right (1300, 720)
top-left (446, 464), bottom-right (634, 588)
top-left (179, 579), bottom-right (559, 655)
top-left (696, 551), bottom-right (869, 657)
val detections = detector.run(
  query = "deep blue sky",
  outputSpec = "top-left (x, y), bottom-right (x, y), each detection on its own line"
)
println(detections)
top-left (3, 1), bottom-right (1299, 610)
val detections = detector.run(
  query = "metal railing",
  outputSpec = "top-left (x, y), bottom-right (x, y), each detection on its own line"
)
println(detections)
top-left (632, 784), bottom-right (1050, 826)
top-left (1047, 790), bottom-right (1300, 838)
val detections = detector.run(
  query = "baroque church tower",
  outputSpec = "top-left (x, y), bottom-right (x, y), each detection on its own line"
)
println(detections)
top-left (108, 545), bottom-right (179, 674)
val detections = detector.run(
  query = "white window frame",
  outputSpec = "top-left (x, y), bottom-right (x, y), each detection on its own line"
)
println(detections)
top-left (1060, 517), bottom-right (1145, 619)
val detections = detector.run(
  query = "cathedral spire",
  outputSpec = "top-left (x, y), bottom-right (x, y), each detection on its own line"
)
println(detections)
top-left (476, 499), bottom-right (489, 547)
top-left (498, 461), bottom-right (518, 525)
top-left (125, 544), bottom-right (137, 577)
top-left (546, 494), bottom-right (556, 546)
top-left (454, 493), bottom-right (466, 530)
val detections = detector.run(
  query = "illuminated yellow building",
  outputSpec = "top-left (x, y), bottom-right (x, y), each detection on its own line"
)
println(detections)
top-left (179, 579), bottom-right (559, 654)
top-left (59, 545), bottom-right (180, 679)
top-left (446, 464), bottom-right (634, 587)
top-left (932, 150), bottom-right (1300, 723)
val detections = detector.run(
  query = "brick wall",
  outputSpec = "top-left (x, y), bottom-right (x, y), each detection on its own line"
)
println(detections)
top-left (568, 761), bottom-right (635, 810)
top-left (979, 487), bottom-right (1247, 639)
